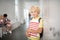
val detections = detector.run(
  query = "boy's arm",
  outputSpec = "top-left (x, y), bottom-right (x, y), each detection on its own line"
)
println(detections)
top-left (26, 28), bottom-right (31, 37)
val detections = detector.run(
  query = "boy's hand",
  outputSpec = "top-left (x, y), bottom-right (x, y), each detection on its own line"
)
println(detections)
top-left (26, 32), bottom-right (30, 37)
top-left (37, 28), bottom-right (43, 33)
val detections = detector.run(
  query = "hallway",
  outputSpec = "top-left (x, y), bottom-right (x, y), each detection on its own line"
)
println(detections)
top-left (0, 0), bottom-right (60, 40)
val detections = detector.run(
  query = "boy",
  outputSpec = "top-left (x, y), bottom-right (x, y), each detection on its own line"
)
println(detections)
top-left (3, 14), bottom-right (12, 34)
top-left (26, 6), bottom-right (43, 40)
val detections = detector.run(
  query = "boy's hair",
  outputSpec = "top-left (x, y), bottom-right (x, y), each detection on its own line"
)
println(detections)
top-left (3, 14), bottom-right (8, 17)
top-left (29, 6), bottom-right (40, 14)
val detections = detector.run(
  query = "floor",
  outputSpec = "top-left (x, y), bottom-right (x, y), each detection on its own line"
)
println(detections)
top-left (0, 24), bottom-right (27, 40)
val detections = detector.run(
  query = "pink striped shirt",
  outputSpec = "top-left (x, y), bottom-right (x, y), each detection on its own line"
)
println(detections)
top-left (28, 21), bottom-right (39, 37)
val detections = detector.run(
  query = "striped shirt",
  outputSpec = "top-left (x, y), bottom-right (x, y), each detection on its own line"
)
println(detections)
top-left (28, 19), bottom-right (40, 37)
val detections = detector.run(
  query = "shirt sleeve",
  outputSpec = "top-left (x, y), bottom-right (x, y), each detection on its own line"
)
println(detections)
top-left (39, 19), bottom-right (43, 28)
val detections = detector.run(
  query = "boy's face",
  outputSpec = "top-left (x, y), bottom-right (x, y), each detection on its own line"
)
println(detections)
top-left (30, 10), bottom-right (39, 18)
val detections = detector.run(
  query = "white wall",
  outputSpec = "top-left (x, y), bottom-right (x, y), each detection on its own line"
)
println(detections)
top-left (0, 0), bottom-right (24, 30)
top-left (43, 0), bottom-right (60, 40)
top-left (0, 0), bottom-right (15, 20)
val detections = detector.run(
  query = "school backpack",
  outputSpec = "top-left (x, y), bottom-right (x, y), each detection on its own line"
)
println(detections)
top-left (38, 18), bottom-right (43, 38)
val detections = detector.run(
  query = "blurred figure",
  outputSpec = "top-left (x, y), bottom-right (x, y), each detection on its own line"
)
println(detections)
top-left (3, 14), bottom-right (12, 34)
top-left (26, 6), bottom-right (43, 40)
top-left (29, 13), bottom-right (31, 20)
top-left (28, 13), bottom-right (33, 21)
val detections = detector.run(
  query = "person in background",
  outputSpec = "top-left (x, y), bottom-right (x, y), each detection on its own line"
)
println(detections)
top-left (3, 14), bottom-right (12, 34)
top-left (26, 6), bottom-right (43, 40)
top-left (29, 13), bottom-right (31, 20)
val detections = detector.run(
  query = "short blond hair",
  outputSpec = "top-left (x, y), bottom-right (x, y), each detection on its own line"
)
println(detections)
top-left (29, 6), bottom-right (40, 14)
